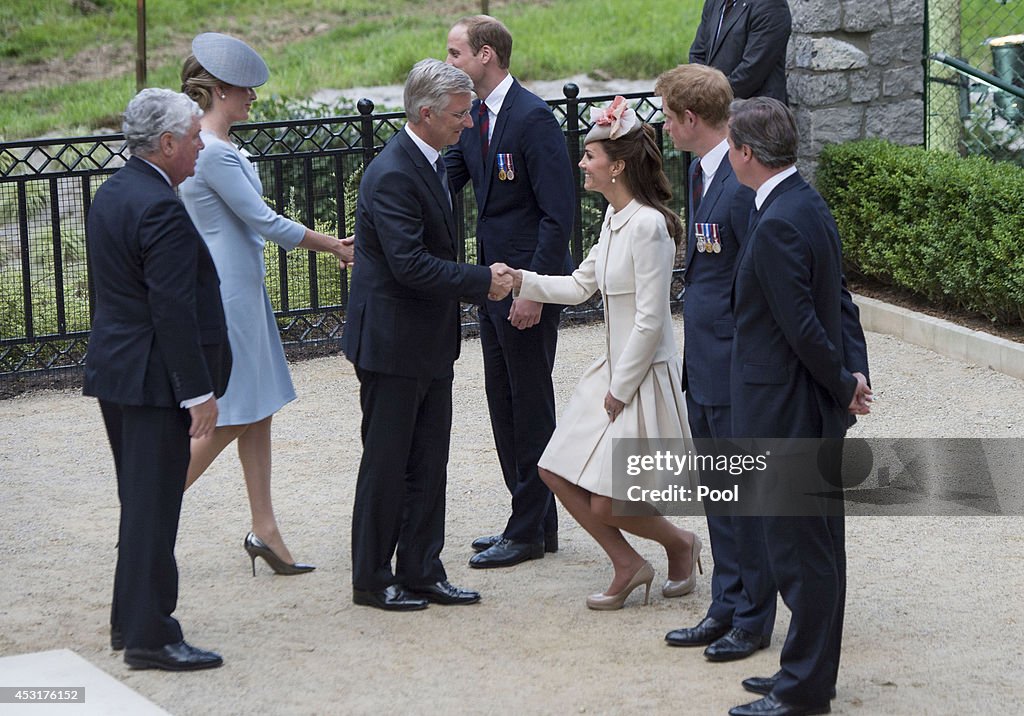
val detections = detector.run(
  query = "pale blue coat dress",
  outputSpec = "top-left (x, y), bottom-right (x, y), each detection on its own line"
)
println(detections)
top-left (180, 131), bottom-right (305, 426)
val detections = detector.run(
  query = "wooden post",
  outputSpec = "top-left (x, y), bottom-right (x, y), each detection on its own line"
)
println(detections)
top-left (136, 0), bottom-right (147, 92)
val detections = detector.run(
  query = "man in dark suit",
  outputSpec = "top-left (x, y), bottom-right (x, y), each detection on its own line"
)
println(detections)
top-left (655, 64), bottom-right (778, 663)
top-left (726, 97), bottom-right (872, 716)
top-left (84, 88), bottom-right (232, 671)
top-left (689, 0), bottom-right (792, 103)
top-left (342, 58), bottom-right (512, 611)
top-left (444, 15), bottom-right (575, 569)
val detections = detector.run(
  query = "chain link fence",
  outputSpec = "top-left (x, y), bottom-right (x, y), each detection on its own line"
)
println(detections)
top-left (927, 0), bottom-right (1024, 165)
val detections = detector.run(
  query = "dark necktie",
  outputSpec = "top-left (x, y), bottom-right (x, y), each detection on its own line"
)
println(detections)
top-left (714, 0), bottom-right (736, 47)
top-left (690, 158), bottom-right (704, 216)
top-left (477, 101), bottom-right (490, 158)
top-left (435, 156), bottom-right (451, 208)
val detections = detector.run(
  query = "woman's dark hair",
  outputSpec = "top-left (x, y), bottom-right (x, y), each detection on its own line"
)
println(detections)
top-left (599, 123), bottom-right (683, 245)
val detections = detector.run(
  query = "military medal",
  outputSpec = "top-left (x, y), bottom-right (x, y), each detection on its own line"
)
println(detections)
top-left (711, 223), bottom-right (721, 253)
top-left (505, 154), bottom-right (515, 181)
top-left (695, 223), bottom-right (706, 253)
top-left (497, 154), bottom-right (507, 181)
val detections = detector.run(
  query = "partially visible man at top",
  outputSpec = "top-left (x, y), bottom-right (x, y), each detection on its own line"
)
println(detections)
top-left (84, 87), bottom-right (232, 671)
top-left (444, 15), bottom-right (576, 569)
top-left (689, 0), bottom-right (792, 103)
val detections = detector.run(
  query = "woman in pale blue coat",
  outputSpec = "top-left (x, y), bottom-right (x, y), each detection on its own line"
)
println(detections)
top-left (179, 33), bottom-right (353, 574)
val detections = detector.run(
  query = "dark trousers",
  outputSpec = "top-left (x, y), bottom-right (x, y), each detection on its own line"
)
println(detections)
top-left (351, 368), bottom-right (452, 591)
top-left (686, 394), bottom-right (776, 637)
top-left (479, 302), bottom-right (559, 543)
top-left (762, 461), bottom-right (846, 706)
top-left (99, 400), bottom-right (189, 650)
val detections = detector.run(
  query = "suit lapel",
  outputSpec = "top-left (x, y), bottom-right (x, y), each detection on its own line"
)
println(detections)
top-left (397, 131), bottom-right (457, 247)
top-left (685, 158), bottom-right (730, 276)
top-left (710, 0), bottom-right (748, 61)
top-left (479, 79), bottom-right (520, 210)
top-left (730, 171), bottom-right (804, 293)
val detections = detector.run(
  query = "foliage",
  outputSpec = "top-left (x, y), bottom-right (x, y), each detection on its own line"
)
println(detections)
top-left (0, 0), bottom-right (697, 139)
top-left (817, 138), bottom-right (1024, 325)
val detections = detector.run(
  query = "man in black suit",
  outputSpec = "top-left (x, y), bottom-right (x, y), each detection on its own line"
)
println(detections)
top-left (726, 97), bottom-right (871, 716)
top-left (656, 64), bottom-right (777, 663)
top-left (342, 58), bottom-right (512, 611)
top-left (444, 15), bottom-right (575, 568)
top-left (689, 0), bottom-right (792, 103)
top-left (84, 88), bottom-right (232, 671)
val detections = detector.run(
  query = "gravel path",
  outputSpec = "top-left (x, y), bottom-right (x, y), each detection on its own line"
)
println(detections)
top-left (1, 316), bottom-right (1023, 715)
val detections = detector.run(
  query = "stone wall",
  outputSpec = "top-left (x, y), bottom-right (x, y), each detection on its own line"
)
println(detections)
top-left (787, 0), bottom-right (926, 179)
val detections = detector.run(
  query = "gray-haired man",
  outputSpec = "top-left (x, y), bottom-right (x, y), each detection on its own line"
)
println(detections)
top-left (342, 59), bottom-right (512, 611)
top-left (85, 88), bottom-right (232, 670)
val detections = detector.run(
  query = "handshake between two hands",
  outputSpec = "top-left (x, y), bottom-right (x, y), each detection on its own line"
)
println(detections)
top-left (487, 262), bottom-right (522, 301)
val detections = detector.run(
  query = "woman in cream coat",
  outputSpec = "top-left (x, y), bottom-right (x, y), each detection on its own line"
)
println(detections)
top-left (503, 100), bottom-right (701, 610)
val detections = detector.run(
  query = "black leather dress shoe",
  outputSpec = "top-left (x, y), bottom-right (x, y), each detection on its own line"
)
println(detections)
top-left (468, 538), bottom-right (544, 568)
top-left (123, 640), bottom-right (223, 671)
top-left (110, 626), bottom-right (124, 651)
top-left (665, 616), bottom-right (730, 647)
top-left (407, 580), bottom-right (481, 605)
top-left (472, 533), bottom-right (558, 554)
top-left (704, 627), bottom-right (771, 662)
top-left (743, 673), bottom-right (836, 700)
top-left (728, 694), bottom-right (830, 716)
top-left (352, 585), bottom-right (428, 611)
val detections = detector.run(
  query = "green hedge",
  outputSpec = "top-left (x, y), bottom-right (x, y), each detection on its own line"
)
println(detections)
top-left (817, 139), bottom-right (1024, 325)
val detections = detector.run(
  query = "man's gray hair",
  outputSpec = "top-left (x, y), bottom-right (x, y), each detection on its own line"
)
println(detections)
top-left (728, 97), bottom-right (798, 169)
top-left (403, 58), bottom-right (474, 124)
top-left (122, 88), bottom-right (203, 156)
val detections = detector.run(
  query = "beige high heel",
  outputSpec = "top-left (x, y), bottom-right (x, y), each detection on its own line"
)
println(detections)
top-left (662, 534), bottom-right (703, 598)
top-left (586, 561), bottom-right (655, 610)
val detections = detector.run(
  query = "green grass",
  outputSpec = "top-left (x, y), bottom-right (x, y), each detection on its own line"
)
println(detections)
top-left (959, 0), bottom-right (1023, 70)
top-left (0, 0), bottom-right (699, 139)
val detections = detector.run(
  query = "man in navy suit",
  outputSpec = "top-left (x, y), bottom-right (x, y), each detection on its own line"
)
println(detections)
top-left (656, 64), bottom-right (778, 663)
top-left (690, 0), bottom-right (792, 103)
top-left (85, 88), bottom-right (232, 671)
top-left (726, 97), bottom-right (872, 716)
top-left (342, 59), bottom-right (512, 611)
top-left (444, 15), bottom-right (575, 568)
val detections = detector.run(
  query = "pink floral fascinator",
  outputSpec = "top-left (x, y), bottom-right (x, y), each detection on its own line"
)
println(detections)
top-left (585, 95), bottom-right (640, 143)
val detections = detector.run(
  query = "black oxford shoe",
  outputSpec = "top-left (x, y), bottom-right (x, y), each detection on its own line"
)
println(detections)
top-left (123, 640), bottom-right (223, 671)
top-left (704, 627), bottom-right (771, 662)
top-left (352, 585), bottom-right (428, 611)
top-left (406, 580), bottom-right (481, 605)
top-left (743, 673), bottom-right (836, 700)
top-left (728, 694), bottom-right (830, 716)
top-left (665, 616), bottom-right (730, 647)
top-left (468, 538), bottom-right (544, 568)
top-left (472, 532), bottom-right (558, 553)
top-left (110, 626), bottom-right (124, 651)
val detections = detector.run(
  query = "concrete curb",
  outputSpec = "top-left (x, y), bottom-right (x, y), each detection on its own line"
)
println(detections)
top-left (854, 294), bottom-right (1024, 380)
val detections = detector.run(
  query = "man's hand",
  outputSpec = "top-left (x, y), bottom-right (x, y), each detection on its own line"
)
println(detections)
top-left (508, 297), bottom-right (542, 330)
top-left (188, 396), bottom-right (219, 439)
top-left (488, 263), bottom-right (513, 301)
top-left (848, 371), bottom-right (873, 415)
top-left (337, 235), bottom-right (355, 269)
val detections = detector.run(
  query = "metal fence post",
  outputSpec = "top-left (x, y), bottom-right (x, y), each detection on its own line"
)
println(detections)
top-left (563, 82), bottom-right (583, 265)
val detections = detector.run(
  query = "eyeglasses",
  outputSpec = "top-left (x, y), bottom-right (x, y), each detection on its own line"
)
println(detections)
top-left (444, 108), bottom-right (472, 120)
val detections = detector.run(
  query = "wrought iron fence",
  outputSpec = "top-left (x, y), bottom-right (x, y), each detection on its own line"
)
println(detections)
top-left (0, 87), bottom-right (686, 391)
top-left (926, 0), bottom-right (1024, 164)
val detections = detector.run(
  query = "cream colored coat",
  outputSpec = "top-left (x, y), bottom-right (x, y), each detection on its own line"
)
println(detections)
top-left (519, 200), bottom-right (693, 499)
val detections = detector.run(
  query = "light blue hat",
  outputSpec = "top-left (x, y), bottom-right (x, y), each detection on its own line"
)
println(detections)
top-left (192, 32), bottom-right (269, 87)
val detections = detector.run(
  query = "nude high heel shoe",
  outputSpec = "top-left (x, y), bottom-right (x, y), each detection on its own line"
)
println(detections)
top-left (662, 534), bottom-right (703, 598)
top-left (586, 561), bottom-right (655, 610)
